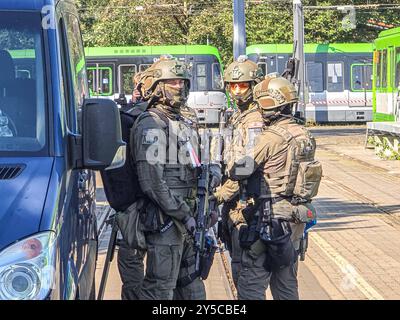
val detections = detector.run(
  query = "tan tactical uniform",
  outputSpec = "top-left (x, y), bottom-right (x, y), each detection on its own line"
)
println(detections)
top-left (213, 102), bottom-right (264, 286)
top-left (224, 75), bottom-right (322, 300)
top-left (228, 116), bottom-right (318, 300)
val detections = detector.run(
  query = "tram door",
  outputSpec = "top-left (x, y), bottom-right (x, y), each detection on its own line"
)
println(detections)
top-left (393, 47), bottom-right (400, 121)
top-left (349, 62), bottom-right (373, 121)
top-left (326, 61), bottom-right (348, 121)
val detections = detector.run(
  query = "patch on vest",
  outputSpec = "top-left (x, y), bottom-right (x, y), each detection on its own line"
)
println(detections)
top-left (142, 129), bottom-right (160, 145)
top-left (248, 121), bottom-right (264, 129)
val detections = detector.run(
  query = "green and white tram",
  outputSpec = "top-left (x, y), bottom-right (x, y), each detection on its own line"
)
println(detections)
top-left (373, 27), bottom-right (400, 122)
top-left (85, 45), bottom-right (226, 125)
top-left (247, 43), bottom-right (373, 122)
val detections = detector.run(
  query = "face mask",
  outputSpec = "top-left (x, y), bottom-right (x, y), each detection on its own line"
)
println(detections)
top-left (163, 83), bottom-right (187, 108)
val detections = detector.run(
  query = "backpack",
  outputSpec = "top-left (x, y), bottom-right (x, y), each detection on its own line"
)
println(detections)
top-left (100, 102), bottom-right (170, 212)
top-left (100, 102), bottom-right (148, 212)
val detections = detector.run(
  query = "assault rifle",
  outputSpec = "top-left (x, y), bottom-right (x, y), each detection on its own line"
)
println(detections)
top-left (194, 161), bottom-right (218, 280)
top-left (281, 41), bottom-right (305, 122)
top-left (281, 41), bottom-right (299, 85)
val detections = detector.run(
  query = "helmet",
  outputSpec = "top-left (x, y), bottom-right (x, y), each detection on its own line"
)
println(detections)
top-left (253, 75), bottom-right (298, 111)
top-left (224, 55), bottom-right (263, 83)
top-left (224, 55), bottom-right (263, 106)
top-left (140, 55), bottom-right (191, 101)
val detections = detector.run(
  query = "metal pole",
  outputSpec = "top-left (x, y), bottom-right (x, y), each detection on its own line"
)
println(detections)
top-left (233, 0), bottom-right (246, 60)
top-left (293, 0), bottom-right (307, 120)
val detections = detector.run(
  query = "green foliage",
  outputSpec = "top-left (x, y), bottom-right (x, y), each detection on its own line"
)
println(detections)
top-left (77, 0), bottom-right (400, 65)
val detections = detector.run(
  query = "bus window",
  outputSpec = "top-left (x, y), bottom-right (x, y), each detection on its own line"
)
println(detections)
top-left (196, 63), bottom-right (207, 91)
top-left (257, 62), bottom-right (267, 77)
top-left (306, 62), bottom-right (324, 92)
top-left (212, 63), bottom-right (223, 90)
top-left (327, 62), bottom-right (344, 92)
top-left (118, 64), bottom-right (137, 95)
top-left (351, 64), bottom-right (372, 91)
top-left (139, 64), bottom-right (151, 72)
top-left (382, 49), bottom-right (387, 88)
top-left (396, 47), bottom-right (400, 88)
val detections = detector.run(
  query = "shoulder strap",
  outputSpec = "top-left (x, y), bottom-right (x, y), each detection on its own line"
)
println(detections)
top-left (148, 108), bottom-right (170, 127)
top-left (267, 124), bottom-right (293, 143)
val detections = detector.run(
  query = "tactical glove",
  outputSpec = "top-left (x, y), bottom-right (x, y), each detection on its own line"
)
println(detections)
top-left (182, 216), bottom-right (196, 236)
top-left (209, 164), bottom-right (222, 190)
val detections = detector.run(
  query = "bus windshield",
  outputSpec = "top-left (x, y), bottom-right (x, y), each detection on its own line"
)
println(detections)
top-left (0, 11), bottom-right (47, 155)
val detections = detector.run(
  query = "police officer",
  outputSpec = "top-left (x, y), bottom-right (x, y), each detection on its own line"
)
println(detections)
top-left (131, 56), bottom-right (206, 300)
top-left (227, 75), bottom-right (321, 300)
top-left (212, 55), bottom-right (264, 287)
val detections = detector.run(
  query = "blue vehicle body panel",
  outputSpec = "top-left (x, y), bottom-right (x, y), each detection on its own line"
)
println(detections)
top-left (0, 0), bottom-right (52, 10)
top-left (0, 0), bottom-right (98, 300)
top-left (0, 157), bottom-right (54, 250)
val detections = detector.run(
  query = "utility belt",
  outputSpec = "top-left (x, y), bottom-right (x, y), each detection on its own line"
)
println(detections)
top-left (238, 197), bottom-right (298, 272)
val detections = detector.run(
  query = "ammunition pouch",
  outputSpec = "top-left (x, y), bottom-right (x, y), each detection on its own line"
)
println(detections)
top-left (259, 218), bottom-right (297, 272)
top-left (293, 160), bottom-right (323, 201)
top-left (140, 200), bottom-right (173, 234)
top-left (239, 221), bottom-right (259, 249)
top-left (292, 202), bottom-right (317, 224)
top-left (115, 198), bottom-right (148, 250)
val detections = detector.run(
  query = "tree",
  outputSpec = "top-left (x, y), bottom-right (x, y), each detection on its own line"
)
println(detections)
top-left (77, 0), bottom-right (400, 64)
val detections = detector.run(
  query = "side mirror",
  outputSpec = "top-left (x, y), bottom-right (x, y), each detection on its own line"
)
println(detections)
top-left (70, 98), bottom-right (126, 170)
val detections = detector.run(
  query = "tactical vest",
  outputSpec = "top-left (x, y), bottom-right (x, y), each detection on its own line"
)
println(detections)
top-left (250, 119), bottom-right (322, 201)
top-left (135, 107), bottom-right (199, 205)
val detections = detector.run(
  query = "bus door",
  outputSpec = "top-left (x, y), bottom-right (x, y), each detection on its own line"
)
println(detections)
top-left (349, 62), bottom-right (373, 121)
top-left (326, 61), bottom-right (347, 121)
top-left (87, 62), bottom-right (115, 98)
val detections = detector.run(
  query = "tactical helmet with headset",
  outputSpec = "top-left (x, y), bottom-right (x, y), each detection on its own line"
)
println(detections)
top-left (224, 55), bottom-right (264, 106)
top-left (253, 73), bottom-right (298, 117)
top-left (138, 55), bottom-right (191, 107)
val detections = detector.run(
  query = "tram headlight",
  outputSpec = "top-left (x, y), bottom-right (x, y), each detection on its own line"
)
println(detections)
top-left (0, 231), bottom-right (56, 300)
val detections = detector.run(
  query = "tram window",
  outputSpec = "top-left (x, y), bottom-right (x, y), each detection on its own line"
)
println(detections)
top-left (139, 64), bottom-right (151, 72)
top-left (375, 50), bottom-right (381, 88)
top-left (395, 47), bottom-right (400, 88)
top-left (87, 68), bottom-right (96, 94)
top-left (277, 55), bottom-right (288, 74)
top-left (327, 62), bottom-right (344, 92)
top-left (257, 62), bottom-right (267, 76)
top-left (119, 64), bottom-right (137, 95)
top-left (87, 66), bottom-right (112, 96)
top-left (212, 63), bottom-right (223, 90)
top-left (382, 49), bottom-right (387, 88)
top-left (196, 63), bottom-right (207, 90)
top-left (306, 62), bottom-right (323, 92)
top-left (351, 64), bottom-right (373, 92)
top-left (365, 65), bottom-right (373, 91)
